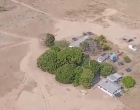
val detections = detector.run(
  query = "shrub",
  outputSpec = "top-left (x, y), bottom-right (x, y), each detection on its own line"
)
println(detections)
top-left (102, 44), bottom-right (112, 51)
top-left (55, 40), bottom-right (69, 50)
top-left (100, 63), bottom-right (114, 77)
top-left (123, 56), bottom-right (131, 63)
top-left (55, 64), bottom-right (76, 84)
top-left (95, 35), bottom-right (107, 44)
top-left (45, 33), bottom-right (55, 47)
top-left (122, 76), bottom-right (136, 88)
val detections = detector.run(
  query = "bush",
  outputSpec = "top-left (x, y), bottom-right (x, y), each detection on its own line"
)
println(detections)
top-left (45, 33), bottom-right (55, 47)
top-left (80, 68), bottom-right (95, 89)
top-left (55, 64), bottom-right (76, 84)
top-left (100, 63), bottom-right (114, 77)
top-left (122, 76), bottom-right (136, 88)
top-left (102, 44), bottom-right (112, 51)
top-left (123, 56), bottom-right (131, 63)
top-left (95, 35), bottom-right (107, 44)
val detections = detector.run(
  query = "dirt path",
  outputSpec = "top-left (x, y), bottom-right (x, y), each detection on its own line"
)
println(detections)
top-left (10, 0), bottom-right (56, 21)
top-left (19, 39), bottom-right (51, 110)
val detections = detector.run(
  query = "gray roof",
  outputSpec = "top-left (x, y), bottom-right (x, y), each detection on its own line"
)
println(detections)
top-left (123, 36), bottom-right (133, 40)
top-left (98, 78), bottom-right (121, 94)
top-left (69, 35), bottom-right (90, 47)
top-left (107, 73), bottom-right (122, 82)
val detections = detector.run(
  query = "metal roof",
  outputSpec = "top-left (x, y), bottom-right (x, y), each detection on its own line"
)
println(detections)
top-left (123, 35), bottom-right (133, 40)
top-left (69, 35), bottom-right (90, 47)
top-left (107, 73), bottom-right (122, 82)
top-left (98, 78), bottom-right (121, 94)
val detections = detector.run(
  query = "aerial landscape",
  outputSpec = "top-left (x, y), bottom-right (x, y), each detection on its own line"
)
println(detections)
top-left (0, 0), bottom-right (140, 110)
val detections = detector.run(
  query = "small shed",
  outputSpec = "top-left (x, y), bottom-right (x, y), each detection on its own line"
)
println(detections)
top-left (110, 53), bottom-right (117, 62)
top-left (123, 36), bottom-right (133, 42)
top-left (107, 73), bottom-right (122, 82)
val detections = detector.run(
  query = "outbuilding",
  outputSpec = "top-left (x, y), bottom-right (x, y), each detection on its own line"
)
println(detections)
top-left (107, 73), bottom-right (122, 82)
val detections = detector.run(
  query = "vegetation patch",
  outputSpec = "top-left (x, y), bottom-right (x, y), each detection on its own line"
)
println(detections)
top-left (122, 76), bottom-right (136, 88)
top-left (37, 35), bottom-right (114, 88)
top-left (94, 35), bottom-right (112, 51)
top-left (45, 33), bottom-right (55, 47)
top-left (100, 63), bottom-right (114, 77)
top-left (123, 56), bottom-right (131, 63)
top-left (55, 40), bottom-right (69, 50)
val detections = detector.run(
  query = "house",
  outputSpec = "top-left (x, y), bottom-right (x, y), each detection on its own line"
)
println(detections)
top-left (110, 53), bottom-right (118, 62)
top-left (107, 73), bottom-right (122, 82)
top-left (98, 78), bottom-right (122, 97)
top-left (69, 35), bottom-right (90, 47)
top-left (97, 53), bottom-right (109, 63)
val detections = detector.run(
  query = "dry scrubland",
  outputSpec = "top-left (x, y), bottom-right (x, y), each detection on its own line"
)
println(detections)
top-left (0, 0), bottom-right (140, 110)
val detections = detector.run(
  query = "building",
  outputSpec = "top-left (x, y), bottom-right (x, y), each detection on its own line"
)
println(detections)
top-left (69, 35), bottom-right (90, 47)
top-left (97, 53), bottom-right (109, 63)
top-left (107, 73), bottom-right (122, 82)
top-left (98, 78), bottom-right (122, 97)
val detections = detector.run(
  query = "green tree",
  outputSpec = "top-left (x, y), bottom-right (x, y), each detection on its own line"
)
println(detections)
top-left (55, 40), bottom-right (69, 50)
top-left (73, 66), bottom-right (83, 87)
top-left (55, 64), bottom-right (76, 84)
top-left (100, 63), bottom-right (114, 77)
top-left (57, 47), bottom-right (84, 65)
top-left (45, 33), bottom-right (55, 47)
top-left (51, 46), bottom-right (61, 52)
top-left (122, 76), bottom-right (136, 88)
top-left (37, 49), bottom-right (59, 73)
top-left (80, 68), bottom-right (94, 88)
top-left (80, 40), bottom-right (89, 52)
top-left (83, 60), bottom-right (100, 74)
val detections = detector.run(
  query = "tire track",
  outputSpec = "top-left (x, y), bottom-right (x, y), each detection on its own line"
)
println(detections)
top-left (10, 0), bottom-right (56, 21)
top-left (0, 41), bottom-right (30, 51)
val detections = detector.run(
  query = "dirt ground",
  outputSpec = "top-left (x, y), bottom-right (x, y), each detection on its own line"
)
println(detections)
top-left (0, 0), bottom-right (140, 110)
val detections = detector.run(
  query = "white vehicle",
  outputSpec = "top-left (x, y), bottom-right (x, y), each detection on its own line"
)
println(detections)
top-left (128, 45), bottom-right (138, 51)
top-left (97, 53), bottom-right (109, 63)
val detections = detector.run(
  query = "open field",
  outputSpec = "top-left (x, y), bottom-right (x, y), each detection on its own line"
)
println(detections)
top-left (0, 0), bottom-right (140, 110)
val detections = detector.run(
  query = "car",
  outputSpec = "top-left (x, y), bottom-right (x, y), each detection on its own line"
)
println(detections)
top-left (97, 53), bottom-right (109, 63)
top-left (128, 44), bottom-right (138, 51)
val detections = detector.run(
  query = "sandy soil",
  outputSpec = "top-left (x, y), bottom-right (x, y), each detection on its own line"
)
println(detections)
top-left (0, 0), bottom-right (140, 110)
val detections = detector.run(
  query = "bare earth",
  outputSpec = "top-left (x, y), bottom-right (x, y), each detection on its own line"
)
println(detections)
top-left (0, 0), bottom-right (140, 110)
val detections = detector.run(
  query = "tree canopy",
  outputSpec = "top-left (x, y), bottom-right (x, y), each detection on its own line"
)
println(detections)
top-left (83, 60), bottom-right (100, 74)
top-left (37, 49), bottom-right (59, 73)
top-left (55, 64), bottom-right (76, 84)
top-left (73, 66), bottom-right (83, 86)
top-left (45, 33), bottom-right (55, 47)
top-left (100, 63), bottom-right (114, 77)
top-left (122, 76), bottom-right (136, 88)
top-left (80, 68), bottom-right (94, 88)
top-left (57, 47), bottom-right (84, 65)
